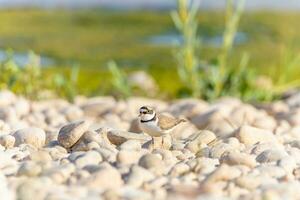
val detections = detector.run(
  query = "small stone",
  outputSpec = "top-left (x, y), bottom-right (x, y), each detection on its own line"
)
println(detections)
top-left (190, 108), bottom-right (223, 130)
top-left (256, 149), bottom-right (288, 163)
top-left (286, 109), bottom-right (300, 126)
top-left (178, 149), bottom-right (195, 160)
top-left (83, 164), bottom-right (123, 190)
top-left (69, 131), bottom-right (103, 151)
top-left (74, 151), bottom-right (103, 168)
top-left (81, 130), bottom-right (103, 144)
top-left (195, 147), bottom-right (210, 158)
top-left (13, 127), bottom-right (46, 148)
top-left (171, 121), bottom-right (198, 140)
top-left (152, 149), bottom-right (177, 168)
top-left (102, 113), bottom-right (129, 130)
top-left (0, 135), bottom-right (15, 149)
top-left (128, 118), bottom-right (142, 133)
top-left (210, 143), bottom-right (233, 159)
top-left (96, 147), bottom-right (117, 163)
top-left (189, 157), bottom-right (218, 174)
top-left (0, 107), bottom-right (18, 124)
top-left (0, 120), bottom-right (9, 132)
top-left (207, 119), bottom-right (236, 138)
top-left (106, 129), bottom-right (150, 145)
top-left (257, 165), bottom-right (286, 178)
top-left (230, 104), bottom-right (256, 126)
top-left (14, 98), bottom-right (30, 117)
top-left (186, 130), bottom-right (216, 153)
top-left (0, 90), bottom-right (15, 107)
top-left (250, 142), bottom-right (279, 155)
top-left (45, 130), bottom-right (58, 146)
top-left (262, 190), bottom-right (281, 200)
top-left (235, 175), bottom-right (261, 190)
top-left (102, 189), bottom-right (120, 200)
top-left (224, 137), bottom-right (241, 148)
top-left (293, 167), bottom-right (300, 179)
top-left (49, 151), bottom-right (67, 161)
top-left (68, 152), bottom-right (85, 162)
top-left (73, 169), bottom-right (90, 181)
top-left (252, 116), bottom-right (277, 131)
top-left (86, 141), bottom-right (100, 150)
top-left (235, 125), bottom-right (278, 146)
top-left (17, 161), bottom-right (42, 177)
top-left (17, 177), bottom-right (52, 200)
top-left (171, 141), bottom-right (186, 150)
top-left (153, 188), bottom-right (167, 200)
top-left (168, 98), bottom-right (208, 119)
top-left (9, 150), bottom-right (28, 162)
top-left (288, 140), bottom-right (300, 149)
top-left (43, 163), bottom-right (75, 184)
top-left (144, 177), bottom-right (168, 190)
top-left (138, 153), bottom-right (164, 175)
top-left (121, 187), bottom-right (152, 200)
top-left (0, 173), bottom-right (14, 200)
top-left (287, 147), bottom-right (300, 164)
top-left (69, 140), bottom-right (89, 152)
top-left (0, 151), bottom-right (18, 175)
top-left (126, 165), bottom-right (155, 187)
top-left (169, 162), bottom-right (190, 176)
top-left (61, 106), bottom-right (84, 121)
top-left (201, 164), bottom-right (241, 192)
top-left (117, 150), bottom-right (142, 165)
top-left (80, 96), bottom-right (116, 117)
top-left (220, 151), bottom-right (256, 168)
top-left (29, 150), bottom-right (52, 165)
top-left (119, 140), bottom-right (141, 151)
top-left (58, 120), bottom-right (90, 149)
top-left (277, 156), bottom-right (296, 173)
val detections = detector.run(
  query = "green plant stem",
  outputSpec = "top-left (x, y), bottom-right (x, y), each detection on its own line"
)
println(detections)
top-left (173, 0), bottom-right (201, 98)
top-left (215, 0), bottom-right (245, 97)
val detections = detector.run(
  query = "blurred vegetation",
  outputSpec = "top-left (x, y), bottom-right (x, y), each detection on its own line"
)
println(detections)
top-left (0, 5), bottom-right (299, 100)
top-left (0, 50), bottom-right (79, 101)
top-left (270, 46), bottom-right (300, 96)
top-left (171, 0), bottom-right (201, 98)
top-left (0, 51), bottom-right (44, 99)
top-left (108, 60), bottom-right (132, 99)
top-left (214, 0), bottom-right (245, 98)
top-left (171, 0), bottom-right (292, 101)
top-left (53, 64), bottom-right (80, 102)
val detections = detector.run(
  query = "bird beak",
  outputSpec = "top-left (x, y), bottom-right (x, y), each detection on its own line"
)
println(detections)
top-left (138, 113), bottom-right (142, 117)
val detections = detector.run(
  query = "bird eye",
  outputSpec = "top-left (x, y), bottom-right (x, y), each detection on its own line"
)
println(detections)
top-left (143, 111), bottom-right (147, 114)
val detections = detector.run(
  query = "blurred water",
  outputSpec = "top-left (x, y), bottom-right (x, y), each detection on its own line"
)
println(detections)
top-left (0, 50), bottom-right (55, 67)
top-left (147, 32), bottom-right (248, 47)
top-left (0, 0), bottom-right (300, 10)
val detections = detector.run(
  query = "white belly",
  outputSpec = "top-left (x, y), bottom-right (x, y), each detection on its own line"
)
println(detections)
top-left (139, 121), bottom-right (168, 137)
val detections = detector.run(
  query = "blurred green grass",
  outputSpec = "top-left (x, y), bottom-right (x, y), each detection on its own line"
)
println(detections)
top-left (0, 9), bottom-right (299, 97)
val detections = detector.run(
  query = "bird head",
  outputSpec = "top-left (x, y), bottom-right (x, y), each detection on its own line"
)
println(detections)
top-left (138, 106), bottom-right (155, 121)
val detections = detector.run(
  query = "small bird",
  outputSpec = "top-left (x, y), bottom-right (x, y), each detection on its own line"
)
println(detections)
top-left (138, 106), bottom-right (186, 143)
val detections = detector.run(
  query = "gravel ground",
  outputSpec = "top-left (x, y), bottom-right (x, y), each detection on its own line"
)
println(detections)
top-left (1, 90), bottom-right (300, 199)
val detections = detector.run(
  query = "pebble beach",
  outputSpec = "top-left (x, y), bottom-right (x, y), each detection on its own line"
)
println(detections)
top-left (1, 90), bottom-right (300, 199)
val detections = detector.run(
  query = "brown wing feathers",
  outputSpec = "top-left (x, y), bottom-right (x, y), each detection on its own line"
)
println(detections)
top-left (158, 113), bottom-right (186, 130)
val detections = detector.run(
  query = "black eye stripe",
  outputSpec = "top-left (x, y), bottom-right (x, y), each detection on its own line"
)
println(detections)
top-left (139, 106), bottom-right (154, 115)
top-left (140, 106), bottom-right (149, 111)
